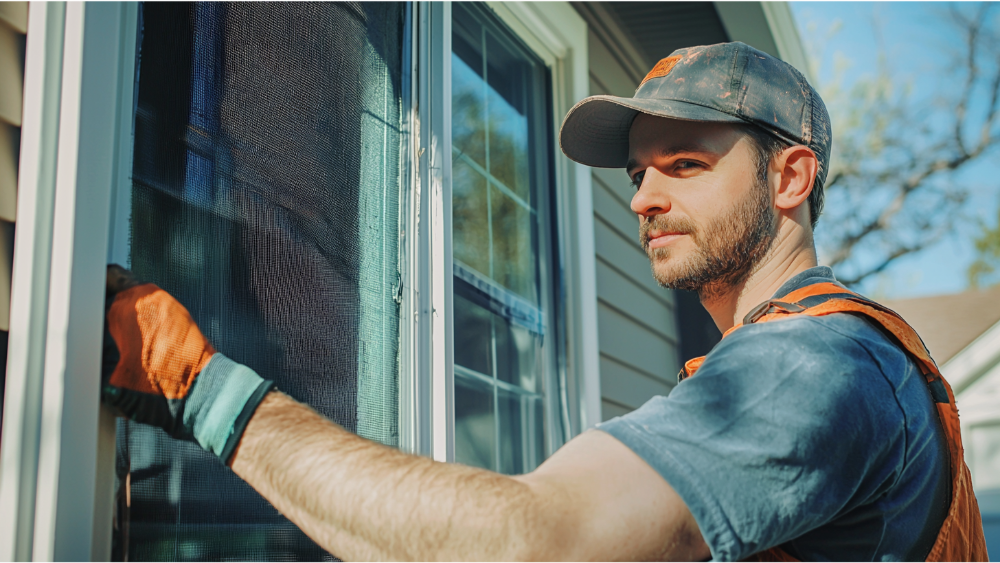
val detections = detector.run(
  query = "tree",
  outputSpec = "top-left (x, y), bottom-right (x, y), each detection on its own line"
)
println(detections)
top-left (805, 3), bottom-right (1000, 288)
top-left (968, 208), bottom-right (1000, 288)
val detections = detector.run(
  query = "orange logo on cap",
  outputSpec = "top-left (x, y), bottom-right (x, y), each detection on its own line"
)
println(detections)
top-left (640, 56), bottom-right (681, 87)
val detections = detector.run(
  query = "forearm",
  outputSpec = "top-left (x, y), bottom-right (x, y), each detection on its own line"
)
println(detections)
top-left (230, 391), bottom-right (567, 560)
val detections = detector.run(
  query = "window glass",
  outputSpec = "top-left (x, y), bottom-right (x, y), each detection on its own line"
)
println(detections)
top-left (116, 3), bottom-right (406, 560)
top-left (451, 3), bottom-right (555, 475)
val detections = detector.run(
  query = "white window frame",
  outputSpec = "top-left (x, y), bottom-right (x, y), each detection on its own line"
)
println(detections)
top-left (399, 1), bottom-right (597, 463)
top-left (0, 1), bottom-right (596, 558)
top-left (0, 2), bottom-right (138, 560)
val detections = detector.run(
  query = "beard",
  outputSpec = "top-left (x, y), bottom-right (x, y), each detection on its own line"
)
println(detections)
top-left (640, 177), bottom-right (777, 302)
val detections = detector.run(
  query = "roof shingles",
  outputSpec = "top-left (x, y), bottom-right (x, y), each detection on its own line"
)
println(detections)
top-left (881, 285), bottom-right (1000, 365)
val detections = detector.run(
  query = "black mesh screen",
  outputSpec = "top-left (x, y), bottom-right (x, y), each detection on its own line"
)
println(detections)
top-left (114, 3), bottom-right (406, 560)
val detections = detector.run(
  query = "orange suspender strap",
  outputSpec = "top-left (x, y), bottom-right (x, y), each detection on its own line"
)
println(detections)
top-left (682, 282), bottom-right (989, 562)
top-left (680, 283), bottom-right (863, 382)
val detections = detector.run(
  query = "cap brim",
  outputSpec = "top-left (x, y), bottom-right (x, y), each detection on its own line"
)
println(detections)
top-left (559, 95), bottom-right (747, 168)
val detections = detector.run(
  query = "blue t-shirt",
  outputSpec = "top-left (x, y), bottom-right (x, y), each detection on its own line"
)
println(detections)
top-left (598, 267), bottom-right (950, 561)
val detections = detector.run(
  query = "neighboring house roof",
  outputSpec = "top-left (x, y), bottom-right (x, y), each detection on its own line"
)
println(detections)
top-left (881, 284), bottom-right (1000, 366)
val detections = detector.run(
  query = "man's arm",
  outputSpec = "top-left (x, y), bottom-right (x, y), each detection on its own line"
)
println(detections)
top-left (230, 391), bottom-right (711, 561)
top-left (102, 267), bottom-right (708, 561)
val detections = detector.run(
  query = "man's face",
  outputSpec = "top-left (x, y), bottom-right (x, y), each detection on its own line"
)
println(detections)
top-left (627, 114), bottom-right (777, 298)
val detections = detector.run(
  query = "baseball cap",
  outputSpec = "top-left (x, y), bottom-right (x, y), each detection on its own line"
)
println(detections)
top-left (559, 42), bottom-right (831, 187)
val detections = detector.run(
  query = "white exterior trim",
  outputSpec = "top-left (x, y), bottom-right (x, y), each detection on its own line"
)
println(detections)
top-left (399, 2), bottom-right (455, 461)
top-left (944, 313), bottom-right (1000, 489)
top-left (759, 3), bottom-right (813, 82)
top-left (0, 3), bottom-right (66, 560)
top-left (0, 3), bottom-right (135, 560)
top-left (943, 317), bottom-right (1000, 396)
top-left (715, 2), bottom-right (813, 81)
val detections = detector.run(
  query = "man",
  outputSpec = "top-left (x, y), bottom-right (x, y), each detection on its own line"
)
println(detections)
top-left (103, 42), bottom-right (987, 561)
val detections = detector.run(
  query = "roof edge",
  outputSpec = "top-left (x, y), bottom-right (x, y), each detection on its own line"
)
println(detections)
top-left (714, 2), bottom-right (814, 83)
top-left (943, 315), bottom-right (1000, 395)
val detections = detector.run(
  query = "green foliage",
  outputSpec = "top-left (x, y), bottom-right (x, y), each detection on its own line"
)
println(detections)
top-left (968, 210), bottom-right (1000, 288)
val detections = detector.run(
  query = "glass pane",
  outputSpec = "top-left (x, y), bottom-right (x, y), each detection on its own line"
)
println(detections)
top-left (453, 158), bottom-right (491, 277)
top-left (491, 187), bottom-right (537, 303)
top-left (497, 389), bottom-right (544, 475)
top-left (485, 30), bottom-right (531, 202)
top-left (451, 12), bottom-right (486, 167)
top-left (451, 1), bottom-right (553, 481)
top-left (119, 3), bottom-right (405, 560)
top-left (495, 314), bottom-right (538, 392)
top-left (455, 372), bottom-right (496, 471)
top-left (453, 294), bottom-right (493, 377)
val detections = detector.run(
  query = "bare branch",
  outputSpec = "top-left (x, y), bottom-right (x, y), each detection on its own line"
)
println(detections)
top-left (950, 4), bottom-right (985, 157)
top-left (812, 2), bottom-right (1000, 288)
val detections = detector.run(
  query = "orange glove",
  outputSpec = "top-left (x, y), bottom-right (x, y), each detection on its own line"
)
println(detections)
top-left (103, 265), bottom-right (274, 463)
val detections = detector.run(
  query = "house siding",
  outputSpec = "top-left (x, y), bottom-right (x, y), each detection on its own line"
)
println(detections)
top-left (586, 29), bottom-right (680, 421)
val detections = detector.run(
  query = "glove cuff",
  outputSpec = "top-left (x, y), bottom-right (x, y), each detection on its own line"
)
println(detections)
top-left (184, 353), bottom-right (274, 464)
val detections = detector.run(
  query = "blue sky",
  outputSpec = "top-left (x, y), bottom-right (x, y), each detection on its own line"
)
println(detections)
top-left (790, 2), bottom-right (1000, 300)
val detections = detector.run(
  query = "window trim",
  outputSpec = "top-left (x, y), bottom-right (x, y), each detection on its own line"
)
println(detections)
top-left (399, 1), bottom-right (596, 464)
top-left (0, 3), bottom-right (136, 560)
top-left (398, 2), bottom-right (455, 461)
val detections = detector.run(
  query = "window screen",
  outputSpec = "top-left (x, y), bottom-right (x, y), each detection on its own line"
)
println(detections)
top-left (114, 3), bottom-right (406, 560)
top-left (450, 3), bottom-right (559, 475)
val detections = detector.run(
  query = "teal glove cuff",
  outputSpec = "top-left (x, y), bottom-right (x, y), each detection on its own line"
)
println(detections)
top-left (183, 353), bottom-right (274, 464)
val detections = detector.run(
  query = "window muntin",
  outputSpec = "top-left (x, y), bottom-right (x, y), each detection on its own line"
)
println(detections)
top-left (451, 2), bottom-right (556, 475)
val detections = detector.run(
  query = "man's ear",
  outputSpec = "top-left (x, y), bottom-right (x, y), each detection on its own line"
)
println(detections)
top-left (773, 145), bottom-right (818, 212)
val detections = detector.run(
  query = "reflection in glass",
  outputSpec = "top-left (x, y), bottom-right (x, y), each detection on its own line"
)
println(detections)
top-left (495, 315), bottom-right (537, 393)
top-left (485, 31), bottom-right (531, 202)
top-left (452, 2), bottom-right (551, 478)
top-left (491, 187), bottom-right (536, 303)
top-left (498, 389), bottom-right (544, 475)
top-left (454, 294), bottom-right (493, 376)
top-left (455, 372), bottom-right (496, 471)
top-left (452, 54), bottom-right (486, 167)
top-left (453, 158), bottom-right (491, 277)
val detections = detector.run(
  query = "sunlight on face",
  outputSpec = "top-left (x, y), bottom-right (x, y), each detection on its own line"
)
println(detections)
top-left (627, 115), bottom-right (777, 299)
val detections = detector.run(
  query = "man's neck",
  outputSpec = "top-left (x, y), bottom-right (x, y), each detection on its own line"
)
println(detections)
top-left (699, 231), bottom-right (819, 334)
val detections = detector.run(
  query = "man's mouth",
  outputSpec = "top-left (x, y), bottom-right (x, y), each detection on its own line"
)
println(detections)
top-left (647, 230), bottom-right (686, 250)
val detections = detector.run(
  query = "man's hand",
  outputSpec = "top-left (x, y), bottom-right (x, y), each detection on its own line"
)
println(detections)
top-left (103, 264), bottom-right (274, 464)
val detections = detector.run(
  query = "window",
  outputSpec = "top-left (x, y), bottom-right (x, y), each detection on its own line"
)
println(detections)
top-left (450, 3), bottom-right (560, 474)
top-left (0, 2), bottom-right (594, 559)
top-left (116, 3), bottom-right (406, 560)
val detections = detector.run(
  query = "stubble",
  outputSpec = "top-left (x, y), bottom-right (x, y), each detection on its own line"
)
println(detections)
top-left (639, 176), bottom-right (777, 302)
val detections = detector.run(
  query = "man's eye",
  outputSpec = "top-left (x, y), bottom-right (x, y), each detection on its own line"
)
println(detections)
top-left (677, 160), bottom-right (700, 170)
top-left (630, 171), bottom-right (645, 190)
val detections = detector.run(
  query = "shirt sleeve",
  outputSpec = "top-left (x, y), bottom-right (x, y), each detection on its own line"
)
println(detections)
top-left (597, 315), bottom-right (908, 561)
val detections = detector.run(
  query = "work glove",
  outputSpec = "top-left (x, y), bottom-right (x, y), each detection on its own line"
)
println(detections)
top-left (103, 265), bottom-right (275, 464)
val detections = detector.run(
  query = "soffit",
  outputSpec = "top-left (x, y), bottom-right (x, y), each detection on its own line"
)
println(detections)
top-left (604, 2), bottom-right (730, 66)
top-left (573, 2), bottom-right (731, 86)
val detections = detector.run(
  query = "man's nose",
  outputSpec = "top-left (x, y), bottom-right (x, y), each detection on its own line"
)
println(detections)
top-left (630, 169), bottom-right (669, 218)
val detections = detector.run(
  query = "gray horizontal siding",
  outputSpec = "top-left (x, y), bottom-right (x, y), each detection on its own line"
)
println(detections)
top-left (587, 21), bottom-right (681, 423)
top-left (597, 302), bottom-right (677, 382)
top-left (601, 399), bottom-right (632, 422)
top-left (587, 28), bottom-right (636, 98)
top-left (593, 217), bottom-right (663, 298)
top-left (600, 355), bottom-right (673, 411)
top-left (596, 260), bottom-right (674, 341)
